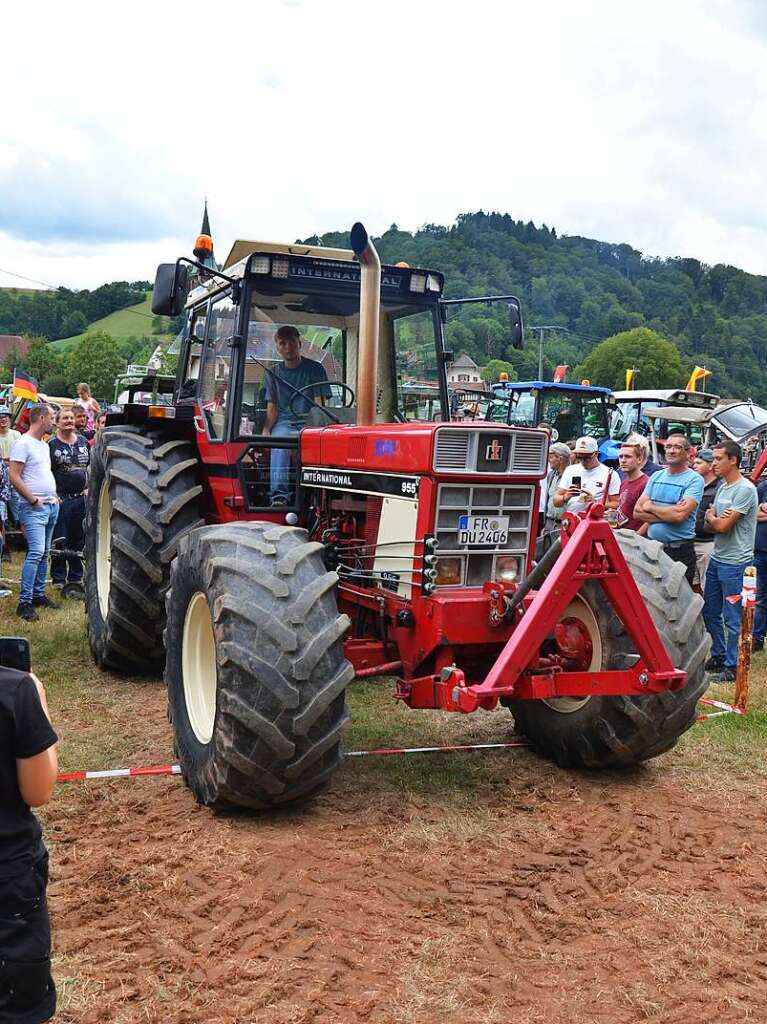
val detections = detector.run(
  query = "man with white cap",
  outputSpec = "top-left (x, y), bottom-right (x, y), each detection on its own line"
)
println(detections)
top-left (553, 436), bottom-right (619, 515)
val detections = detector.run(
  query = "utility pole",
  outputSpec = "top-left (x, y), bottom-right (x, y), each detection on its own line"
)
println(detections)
top-left (530, 325), bottom-right (570, 380)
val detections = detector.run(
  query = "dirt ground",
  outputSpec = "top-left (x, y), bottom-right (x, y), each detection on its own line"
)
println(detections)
top-left (41, 676), bottom-right (767, 1024)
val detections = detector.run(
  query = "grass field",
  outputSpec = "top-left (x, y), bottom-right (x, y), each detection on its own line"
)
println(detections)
top-left (50, 293), bottom-right (172, 351)
top-left (1, 590), bottom-right (763, 798)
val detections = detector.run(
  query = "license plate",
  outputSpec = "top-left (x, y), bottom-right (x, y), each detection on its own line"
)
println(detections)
top-left (457, 514), bottom-right (509, 546)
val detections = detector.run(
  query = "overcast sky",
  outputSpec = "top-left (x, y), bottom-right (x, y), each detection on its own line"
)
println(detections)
top-left (2, 0), bottom-right (766, 289)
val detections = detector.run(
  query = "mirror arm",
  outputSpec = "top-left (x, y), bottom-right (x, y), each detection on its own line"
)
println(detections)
top-left (177, 257), bottom-right (241, 293)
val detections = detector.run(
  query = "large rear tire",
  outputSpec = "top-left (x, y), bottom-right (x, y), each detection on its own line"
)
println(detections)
top-left (507, 531), bottom-right (710, 768)
top-left (85, 427), bottom-right (203, 673)
top-left (165, 522), bottom-right (353, 811)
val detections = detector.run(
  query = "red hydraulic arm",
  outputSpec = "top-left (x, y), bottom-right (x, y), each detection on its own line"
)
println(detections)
top-left (437, 505), bottom-right (686, 713)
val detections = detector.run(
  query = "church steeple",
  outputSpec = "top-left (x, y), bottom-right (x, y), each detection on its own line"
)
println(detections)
top-left (193, 198), bottom-right (218, 270)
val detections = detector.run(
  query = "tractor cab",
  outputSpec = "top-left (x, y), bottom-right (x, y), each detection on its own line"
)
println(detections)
top-left (146, 234), bottom-right (526, 516)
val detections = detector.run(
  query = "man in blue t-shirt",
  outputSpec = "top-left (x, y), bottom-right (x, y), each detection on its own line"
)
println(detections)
top-left (633, 433), bottom-right (704, 586)
top-left (263, 325), bottom-right (330, 506)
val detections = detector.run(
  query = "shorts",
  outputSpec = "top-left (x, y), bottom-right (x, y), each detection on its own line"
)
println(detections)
top-left (0, 851), bottom-right (56, 1024)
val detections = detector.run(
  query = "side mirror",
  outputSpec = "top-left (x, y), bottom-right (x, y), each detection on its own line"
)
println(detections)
top-left (509, 299), bottom-right (524, 350)
top-left (152, 263), bottom-right (190, 317)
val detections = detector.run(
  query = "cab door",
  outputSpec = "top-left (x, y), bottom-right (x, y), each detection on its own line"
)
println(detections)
top-left (194, 290), bottom-right (242, 521)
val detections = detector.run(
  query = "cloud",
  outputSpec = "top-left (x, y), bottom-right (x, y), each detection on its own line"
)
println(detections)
top-left (2, 0), bottom-right (767, 284)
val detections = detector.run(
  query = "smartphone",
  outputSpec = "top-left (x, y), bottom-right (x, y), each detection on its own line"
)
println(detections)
top-left (572, 475), bottom-right (582, 488)
top-left (0, 637), bottom-right (31, 673)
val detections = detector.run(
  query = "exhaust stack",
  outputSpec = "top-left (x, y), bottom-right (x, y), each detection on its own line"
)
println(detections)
top-left (351, 222), bottom-right (381, 427)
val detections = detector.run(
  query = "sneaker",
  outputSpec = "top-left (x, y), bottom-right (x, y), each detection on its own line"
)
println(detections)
top-left (711, 668), bottom-right (736, 683)
top-left (16, 603), bottom-right (39, 621)
top-left (705, 655), bottom-right (725, 672)
top-left (270, 495), bottom-right (289, 507)
top-left (32, 594), bottom-right (60, 610)
top-left (753, 639), bottom-right (764, 653)
top-left (0, 588), bottom-right (11, 599)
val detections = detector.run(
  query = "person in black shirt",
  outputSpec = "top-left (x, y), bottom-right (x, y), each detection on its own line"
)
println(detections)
top-left (0, 666), bottom-right (58, 1023)
top-left (692, 449), bottom-right (720, 591)
top-left (72, 406), bottom-right (95, 443)
top-left (49, 408), bottom-right (90, 592)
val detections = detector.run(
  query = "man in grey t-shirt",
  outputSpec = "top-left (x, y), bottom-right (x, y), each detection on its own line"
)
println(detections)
top-left (702, 439), bottom-right (758, 681)
top-left (263, 326), bottom-right (330, 506)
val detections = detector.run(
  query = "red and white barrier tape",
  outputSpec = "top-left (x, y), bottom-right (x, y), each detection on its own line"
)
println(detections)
top-left (57, 765), bottom-right (183, 782)
top-left (55, 702), bottom-right (747, 783)
top-left (56, 742), bottom-right (529, 782)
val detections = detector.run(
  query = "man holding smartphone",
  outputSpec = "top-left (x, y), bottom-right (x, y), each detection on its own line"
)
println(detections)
top-left (0, 657), bottom-right (58, 1023)
top-left (553, 436), bottom-right (619, 514)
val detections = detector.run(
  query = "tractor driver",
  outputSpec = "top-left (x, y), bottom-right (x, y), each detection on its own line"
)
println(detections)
top-left (263, 325), bottom-right (330, 506)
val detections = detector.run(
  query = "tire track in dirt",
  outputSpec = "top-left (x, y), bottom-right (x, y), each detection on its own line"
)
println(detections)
top-left (44, 762), bottom-right (767, 1024)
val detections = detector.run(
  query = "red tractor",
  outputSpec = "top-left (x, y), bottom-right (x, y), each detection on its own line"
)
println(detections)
top-left (85, 225), bottom-right (709, 811)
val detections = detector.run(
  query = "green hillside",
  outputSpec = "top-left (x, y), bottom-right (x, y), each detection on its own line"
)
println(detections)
top-left (51, 293), bottom-right (161, 350)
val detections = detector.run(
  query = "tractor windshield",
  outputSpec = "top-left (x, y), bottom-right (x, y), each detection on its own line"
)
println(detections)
top-left (505, 389), bottom-right (610, 444)
top-left (234, 293), bottom-right (445, 434)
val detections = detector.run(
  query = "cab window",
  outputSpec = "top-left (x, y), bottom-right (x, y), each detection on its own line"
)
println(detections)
top-left (199, 292), bottom-right (237, 439)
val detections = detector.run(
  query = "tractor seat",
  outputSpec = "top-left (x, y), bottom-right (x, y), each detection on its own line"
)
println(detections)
top-left (305, 406), bottom-right (357, 427)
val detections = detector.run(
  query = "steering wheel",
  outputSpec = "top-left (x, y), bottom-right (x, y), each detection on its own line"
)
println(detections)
top-left (288, 381), bottom-right (356, 422)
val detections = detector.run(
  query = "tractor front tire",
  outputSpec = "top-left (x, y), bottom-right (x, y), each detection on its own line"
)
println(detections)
top-left (165, 522), bottom-right (353, 811)
top-left (507, 531), bottom-right (710, 769)
top-left (85, 427), bottom-right (203, 674)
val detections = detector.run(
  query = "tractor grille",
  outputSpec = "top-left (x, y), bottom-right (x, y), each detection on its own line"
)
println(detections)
top-left (433, 427), bottom-right (547, 475)
top-left (434, 483), bottom-right (534, 587)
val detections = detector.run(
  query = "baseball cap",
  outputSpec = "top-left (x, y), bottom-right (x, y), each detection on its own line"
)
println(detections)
top-left (696, 448), bottom-right (715, 463)
top-left (550, 442), bottom-right (572, 459)
top-left (0, 405), bottom-right (10, 416)
top-left (573, 436), bottom-right (598, 455)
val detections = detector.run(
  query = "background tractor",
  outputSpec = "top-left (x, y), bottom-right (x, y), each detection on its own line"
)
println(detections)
top-left (85, 224), bottom-right (709, 811)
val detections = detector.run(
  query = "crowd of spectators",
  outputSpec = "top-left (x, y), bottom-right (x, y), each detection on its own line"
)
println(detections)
top-left (0, 384), bottom-right (100, 619)
top-left (540, 430), bottom-right (760, 683)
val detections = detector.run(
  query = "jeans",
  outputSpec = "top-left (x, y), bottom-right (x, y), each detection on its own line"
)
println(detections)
top-left (753, 550), bottom-right (767, 643)
top-left (51, 494), bottom-right (85, 585)
top-left (17, 500), bottom-right (59, 606)
top-left (703, 557), bottom-right (750, 669)
top-left (269, 421), bottom-right (298, 501)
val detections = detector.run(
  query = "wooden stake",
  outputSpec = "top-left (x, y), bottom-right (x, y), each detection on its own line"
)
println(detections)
top-left (734, 566), bottom-right (756, 711)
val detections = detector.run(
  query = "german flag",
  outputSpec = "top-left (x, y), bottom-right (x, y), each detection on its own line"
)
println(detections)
top-left (12, 369), bottom-right (39, 401)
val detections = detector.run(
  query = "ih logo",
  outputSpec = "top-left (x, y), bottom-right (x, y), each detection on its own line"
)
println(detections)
top-left (485, 439), bottom-right (504, 462)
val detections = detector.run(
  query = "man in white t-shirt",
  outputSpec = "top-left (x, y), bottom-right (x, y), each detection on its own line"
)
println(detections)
top-left (553, 436), bottom-right (619, 515)
top-left (9, 404), bottom-right (60, 621)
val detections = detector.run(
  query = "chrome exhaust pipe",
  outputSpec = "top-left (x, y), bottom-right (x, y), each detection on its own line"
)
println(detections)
top-left (351, 222), bottom-right (380, 427)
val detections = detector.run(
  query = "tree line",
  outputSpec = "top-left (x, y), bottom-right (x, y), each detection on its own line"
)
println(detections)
top-left (310, 212), bottom-right (767, 401)
top-left (0, 281), bottom-right (151, 340)
top-left (5, 209), bottom-right (767, 402)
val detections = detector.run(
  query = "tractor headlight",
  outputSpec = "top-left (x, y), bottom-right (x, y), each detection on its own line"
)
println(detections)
top-left (435, 557), bottom-right (463, 586)
top-left (250, 255), bottom-right (271, 274)
top-left (495, 555), bottom-right (520, 583)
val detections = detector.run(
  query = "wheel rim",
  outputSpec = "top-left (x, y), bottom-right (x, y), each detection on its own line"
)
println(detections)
top-left (96, 481), bottom-right (112, 620)
top-left (182, 592), bottom-right (217, 744)
top-left (541, 593), bottom-right (602, 714)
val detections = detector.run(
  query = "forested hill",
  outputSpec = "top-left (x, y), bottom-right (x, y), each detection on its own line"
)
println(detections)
top-left (310, 213), bottom-right (767, 402)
